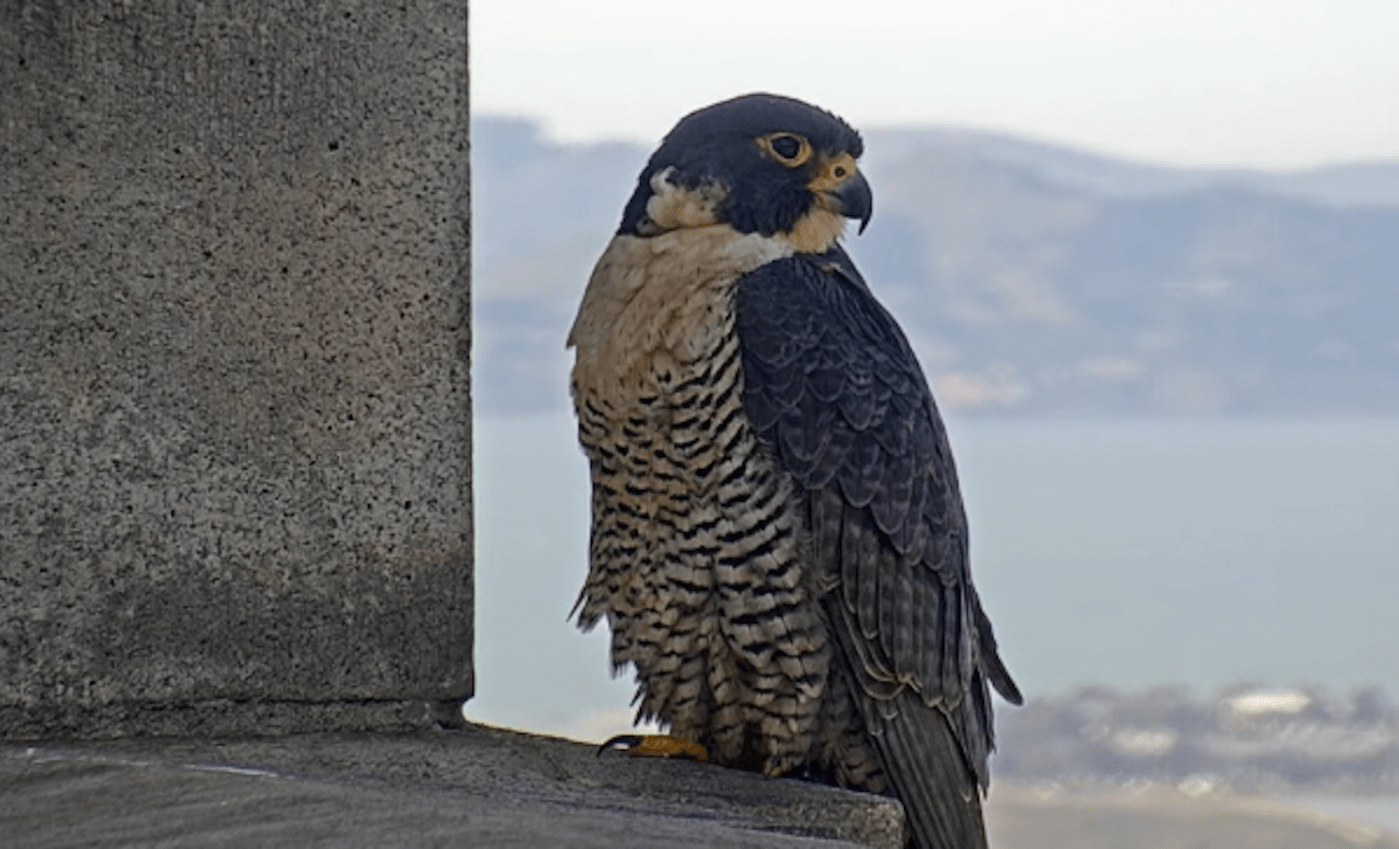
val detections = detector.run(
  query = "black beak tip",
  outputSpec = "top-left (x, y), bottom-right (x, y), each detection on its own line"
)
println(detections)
top-left (834, 169), bottom-right (874, 237)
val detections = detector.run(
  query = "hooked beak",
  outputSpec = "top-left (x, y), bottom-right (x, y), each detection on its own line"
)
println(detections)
top-left (832, 168), bottom-right (873, 235)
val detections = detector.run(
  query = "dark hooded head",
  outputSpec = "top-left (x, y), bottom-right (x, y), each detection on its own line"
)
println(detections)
top-left (618, 93), bottom-right (872, 249)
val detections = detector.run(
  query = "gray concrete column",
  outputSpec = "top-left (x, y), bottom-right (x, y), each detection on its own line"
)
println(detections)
top-left (1, 1), bottom-right (473, 738)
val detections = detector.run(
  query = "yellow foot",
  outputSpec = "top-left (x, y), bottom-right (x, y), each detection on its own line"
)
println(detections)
top-left (597, 734), bottom-right (709, 762)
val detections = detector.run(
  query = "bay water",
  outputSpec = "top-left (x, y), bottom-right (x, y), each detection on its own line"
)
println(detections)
top-left (468, 413), bottom-right (1399, 740)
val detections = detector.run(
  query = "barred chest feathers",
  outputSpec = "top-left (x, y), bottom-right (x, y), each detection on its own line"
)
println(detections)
top-left (567, 225), bottom-right (834, 776)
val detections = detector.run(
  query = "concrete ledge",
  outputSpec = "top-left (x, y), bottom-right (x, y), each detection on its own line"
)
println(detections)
top-left (8, 725), bottom-right (1394, 848)
top-left (0, 723), bottom-right (905, 848)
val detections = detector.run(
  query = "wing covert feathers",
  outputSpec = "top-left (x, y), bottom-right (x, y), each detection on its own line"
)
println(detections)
top-left (738, 250), bottom-right (1021, 849)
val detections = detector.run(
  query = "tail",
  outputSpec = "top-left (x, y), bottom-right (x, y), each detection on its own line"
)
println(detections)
top-left (826, 596), bottom-right (992, 849)
top-left (867, 690), bottom-right (988, 849)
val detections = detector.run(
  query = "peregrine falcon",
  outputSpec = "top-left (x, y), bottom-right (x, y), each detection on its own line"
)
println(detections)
top-left (567, 93), bottom-right (1021, 849)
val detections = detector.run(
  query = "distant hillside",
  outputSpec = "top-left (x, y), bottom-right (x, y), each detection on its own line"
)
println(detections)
top-left (471, 117), bottom-right (1399, 416)
top-left (865, 127), bottom-right (1399, 208)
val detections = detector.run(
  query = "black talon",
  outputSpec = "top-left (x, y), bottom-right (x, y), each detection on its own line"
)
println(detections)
top-left (597, 734), bottom-right (644, 756)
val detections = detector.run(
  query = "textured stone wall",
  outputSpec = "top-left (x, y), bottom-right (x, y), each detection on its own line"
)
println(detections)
top-left (0, 1), bottom-right (473, 738)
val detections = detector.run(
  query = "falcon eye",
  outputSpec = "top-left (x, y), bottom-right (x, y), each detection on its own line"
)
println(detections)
top-left (756, 132), bottom-right (813, 167)
top-left (771, 134), bottom-right (801, 160)
top-left (833, 165), bottom-right (848, 178)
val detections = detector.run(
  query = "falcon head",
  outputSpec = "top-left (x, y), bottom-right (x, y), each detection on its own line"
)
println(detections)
top-left (618, 93), bottom-right (873, 253)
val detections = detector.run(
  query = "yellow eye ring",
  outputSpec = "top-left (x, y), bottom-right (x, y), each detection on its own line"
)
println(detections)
top-left (756, 132), bottom-right (813, 167)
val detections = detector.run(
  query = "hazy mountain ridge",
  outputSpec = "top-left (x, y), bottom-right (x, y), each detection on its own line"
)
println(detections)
top-left (472, 116), bottom-right (1399, 416)
top-left (866, 126), bottom-right (1399, 208)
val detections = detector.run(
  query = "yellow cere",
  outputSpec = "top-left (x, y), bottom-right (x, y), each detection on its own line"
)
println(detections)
top-left (808, 152), bottom-right (858, 193)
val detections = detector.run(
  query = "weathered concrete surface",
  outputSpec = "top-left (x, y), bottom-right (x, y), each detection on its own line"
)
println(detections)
top-left (6, 725), bottom-right (1393, 849)
top-left (0, 724), bottom-right (906, 848)
top-left (0, 2), bottom-right (473, 738)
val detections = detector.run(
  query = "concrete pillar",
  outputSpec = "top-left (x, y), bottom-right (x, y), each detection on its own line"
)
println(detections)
top-left (0, 1), bottom-right (473, 738)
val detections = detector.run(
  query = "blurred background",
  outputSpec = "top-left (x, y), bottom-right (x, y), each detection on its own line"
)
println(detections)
top-left (466, 1), bottom-right (1399, 843)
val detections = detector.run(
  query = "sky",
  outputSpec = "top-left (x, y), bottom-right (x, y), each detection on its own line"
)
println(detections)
top-left (472, 0), bottom-right (1399, 170)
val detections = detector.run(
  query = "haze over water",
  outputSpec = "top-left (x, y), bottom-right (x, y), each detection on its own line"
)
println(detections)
top-left (469, 412), bottom-right (1399, 739)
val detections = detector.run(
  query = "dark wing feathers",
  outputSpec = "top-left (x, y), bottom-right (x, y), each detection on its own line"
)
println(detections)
top-left (973, 585), bottom-right (1024, 707)
top-left (839, 437), bottom-right (883, 508)
top-left (838, 359), bottom-right (880, 430)
top-left (736, 246), bottom-right (980, 690)
top-left (829, 595), bottom-right (986, 848)
top-left (736, 248), bottom-right (1020, 849)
